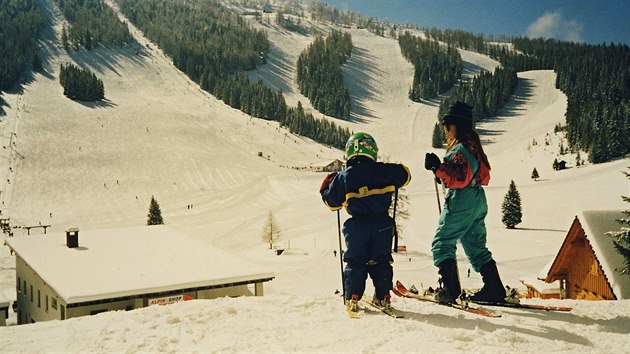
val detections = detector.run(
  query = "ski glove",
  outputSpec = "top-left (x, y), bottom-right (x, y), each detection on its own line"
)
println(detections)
top-left (424, 153), bottom-right (441, 171)
top-left (319, 172), bottom-right (338, 192)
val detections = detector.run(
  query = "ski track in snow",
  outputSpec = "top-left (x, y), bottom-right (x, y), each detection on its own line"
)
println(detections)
top-left (0, 1), bottom-right (629, 352)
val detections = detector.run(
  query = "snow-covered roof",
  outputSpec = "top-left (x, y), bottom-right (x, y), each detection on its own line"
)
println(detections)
top-left (537, 257), bottom-right (556, 280)
top-left (6, 226), bottom-right (274, 304)
top-left (519, 277), bottom-right (560, 295)
top-left (578, 210), bottom-right (630, 299)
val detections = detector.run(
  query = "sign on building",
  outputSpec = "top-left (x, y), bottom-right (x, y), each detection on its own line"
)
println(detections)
top-left (148, 294), bottom-right (192, 306)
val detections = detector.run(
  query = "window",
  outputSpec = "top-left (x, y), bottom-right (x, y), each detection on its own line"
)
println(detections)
top-left (51, 298), bottom-right (58, 310)
top-left (46, 295), bottom-right (49, 312)
top-left (38, 290), bottom-right (41, 308)
top-left (23, 280), bottom-right (26, 297)
top-left (30, 285), bottom-right (33, 302)
top-left (90, 309), bottom-right (108, 315)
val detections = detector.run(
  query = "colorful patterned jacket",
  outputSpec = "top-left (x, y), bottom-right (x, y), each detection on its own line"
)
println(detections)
top-left (436, 142), bottom-right (490, 189)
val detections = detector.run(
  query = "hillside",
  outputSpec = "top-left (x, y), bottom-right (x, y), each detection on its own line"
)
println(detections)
top-left (0, 0), bottom-right (629, 352)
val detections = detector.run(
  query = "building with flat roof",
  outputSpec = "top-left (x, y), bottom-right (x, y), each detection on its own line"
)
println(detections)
top-left (6, 226), bottom-right (274, 324)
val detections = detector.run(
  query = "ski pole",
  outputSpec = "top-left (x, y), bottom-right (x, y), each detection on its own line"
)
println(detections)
top-left (392, 187), bottom-right (399, 253)
top-left (336, 209), bottom-right (346, 303)
top-left (433, 176), bottom-right (442, 214)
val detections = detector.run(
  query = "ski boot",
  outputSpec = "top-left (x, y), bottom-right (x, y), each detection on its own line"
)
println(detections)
top-left (435, 258), bottom-right (462, 304)
top-left (371, 294), bottom-right (392, 311)
top-left (468, 260), bottom-right (508, 303)
top-left (346, 294), bottom-right (360, 312)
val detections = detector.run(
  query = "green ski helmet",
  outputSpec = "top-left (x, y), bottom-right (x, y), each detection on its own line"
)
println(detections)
top-left (345, 132), bottom-right (378, 161)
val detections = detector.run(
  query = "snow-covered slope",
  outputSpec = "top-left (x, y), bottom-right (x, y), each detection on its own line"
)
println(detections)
top-left (2, 295), bottom-right (630, 353)
top-left (1, 0), bottom-right (629, 351)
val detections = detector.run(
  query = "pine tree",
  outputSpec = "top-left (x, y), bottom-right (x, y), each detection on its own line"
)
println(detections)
top-left (62, 26), bottom-right (69, 50)
top-left (606, 167), bottom-right (630, 274)
top-left (576, 151), bottom-right (582, 167)
top-left (531, 168), bottom-right (539, 181)
top-left (553, 158), bottom-right (559, 170)
top-left (84, 29), bottom-right (92, 50)
top-left (32, 49), bottom-right (42, 72)
top-left (147, 195), bottom-right (164, 225)
top-left (261, 211), bottom-right (281, 249)
top-left (502, 180), bottom-right (522, 229)
top-left (431, 123), bottom-right (445, 148)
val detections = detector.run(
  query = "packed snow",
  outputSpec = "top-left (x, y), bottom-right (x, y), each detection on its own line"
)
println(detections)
top-left (0, 0), bottom-right (629, 352)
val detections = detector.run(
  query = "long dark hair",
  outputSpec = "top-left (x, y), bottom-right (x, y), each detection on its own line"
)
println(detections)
top-left (446, 127), bottom-right (491, 171)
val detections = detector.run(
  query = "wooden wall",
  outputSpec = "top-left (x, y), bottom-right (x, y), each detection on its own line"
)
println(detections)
top-left (564, 229), bottom-right (615, 300)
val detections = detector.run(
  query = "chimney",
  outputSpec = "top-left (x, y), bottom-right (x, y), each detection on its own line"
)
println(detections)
top-left (66, 227), bottom-right (79, 248)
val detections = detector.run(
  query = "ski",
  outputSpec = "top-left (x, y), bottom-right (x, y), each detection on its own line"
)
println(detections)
top-left (347, 307), bottom-right (361, 319)
top-left (361, 298), bottom-right (404, 318)
top-left (467, 300), bottom-right (572, 312)
top-left (394, 281), bottom-right (501, 318)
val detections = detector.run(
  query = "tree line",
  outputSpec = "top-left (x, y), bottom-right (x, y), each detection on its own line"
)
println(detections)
top-left (422, 25), bottom-right (629, 164)
top-left (438, 67), bottom-right (518, 121)
top-left (398, 31), bottom-right (463, 101)
top-left (56, 0), bottom-right (133, 50)
top-left (115, 0), bottom-right (350, 148)
top-left (296, 30), bottom-right (353, 120)
top-left (276, 11), bottom-right (309, 35)
top-left (116, 0), bottom-right (269, 82)
top-left (433, 67), bottom-right (517, 147)
top-left (306, 1), bottom-right (390, 37)
top-left (489, 38), bottom-right (629, 163)
top-left (59, 63), bottom-right (105, 101)
top-left (214, 73), bottom-right (287, 121)
top-left (281, 101), bottom-right (351, 148)
top-left (0, 0), bottom-right (44, 94)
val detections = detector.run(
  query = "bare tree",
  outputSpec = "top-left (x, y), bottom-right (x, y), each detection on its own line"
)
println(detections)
top-left (261, 211), bottom-right (282, 249)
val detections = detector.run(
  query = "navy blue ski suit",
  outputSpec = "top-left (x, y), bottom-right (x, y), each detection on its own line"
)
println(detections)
top-left (320, 156), bottom-right (411, 300)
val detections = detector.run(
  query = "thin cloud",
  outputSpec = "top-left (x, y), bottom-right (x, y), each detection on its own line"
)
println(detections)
top-left (526, 11), bottom-right (584, 42)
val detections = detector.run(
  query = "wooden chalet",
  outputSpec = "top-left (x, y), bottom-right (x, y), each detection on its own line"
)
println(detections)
top-left (311, 159), bottom-right (344, 173)
top-left (540, 211), bottom-right (630, 300)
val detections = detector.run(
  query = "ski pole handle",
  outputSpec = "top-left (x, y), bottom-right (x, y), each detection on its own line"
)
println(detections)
top-left (433, 176), bottom-right (442, 215)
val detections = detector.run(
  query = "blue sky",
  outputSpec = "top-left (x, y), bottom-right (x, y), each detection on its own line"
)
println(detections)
top-left (321, 0), bottom-right (629, 45)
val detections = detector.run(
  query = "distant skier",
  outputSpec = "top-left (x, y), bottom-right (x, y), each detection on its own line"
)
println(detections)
top-left (320, 132), bottom-right (411, 313)
top-left (424, 102), bottom-right (510, 304)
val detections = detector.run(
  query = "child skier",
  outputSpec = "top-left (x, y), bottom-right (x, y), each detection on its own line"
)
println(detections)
top-left (424, 102), bottom-right (510, 304)
top-left (320, 132), bottom-right (411, 312)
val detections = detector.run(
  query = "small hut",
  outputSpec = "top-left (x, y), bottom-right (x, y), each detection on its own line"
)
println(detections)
top-left (311, 159), bottom-right (344, 173)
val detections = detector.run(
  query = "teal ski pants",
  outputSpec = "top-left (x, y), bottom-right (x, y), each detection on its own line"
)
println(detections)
top-left (432, 186), bottom-right (494, 272)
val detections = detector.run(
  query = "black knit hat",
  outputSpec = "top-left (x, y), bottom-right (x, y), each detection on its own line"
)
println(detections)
top-left (443, 101), bottom-right (473, 130)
